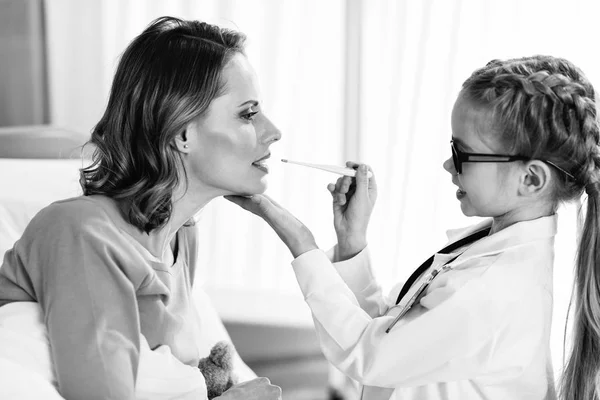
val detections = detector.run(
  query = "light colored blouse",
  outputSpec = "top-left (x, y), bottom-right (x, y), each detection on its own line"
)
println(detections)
top-left (292, 215), bottom-right (558, 400)
top-left (0, 195), bottom-right (216, 399)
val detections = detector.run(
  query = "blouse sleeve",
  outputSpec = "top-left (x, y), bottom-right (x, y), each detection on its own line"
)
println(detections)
top-left (292, 249), bottom-right (498, 388)
top-left (28, 203), bottom-right (143, 399)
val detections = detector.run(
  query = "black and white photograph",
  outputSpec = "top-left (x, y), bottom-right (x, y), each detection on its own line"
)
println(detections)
top-left (1, 1), bottom-right (600, 399)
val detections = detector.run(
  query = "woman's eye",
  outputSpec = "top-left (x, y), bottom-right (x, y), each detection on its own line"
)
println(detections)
top-left (242, 111), bottom-right (259, 121)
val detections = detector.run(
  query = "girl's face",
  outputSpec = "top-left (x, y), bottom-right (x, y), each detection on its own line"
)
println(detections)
top-left (185, 53), bottom-right (281, 196)
top-left (443, 97), bottom-right (520, 217)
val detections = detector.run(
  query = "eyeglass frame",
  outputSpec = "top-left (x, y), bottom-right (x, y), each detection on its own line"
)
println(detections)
top-left (450, 140), bottom-right (575, 179)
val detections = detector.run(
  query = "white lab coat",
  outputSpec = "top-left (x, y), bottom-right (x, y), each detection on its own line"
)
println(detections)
top-left (292, 215), bottom-right (558, 400)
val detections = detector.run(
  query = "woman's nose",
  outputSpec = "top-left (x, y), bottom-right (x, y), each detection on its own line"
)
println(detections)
top-left (443, 157), bottom-right (455, 174)
top-left (261, 115), bottom-right (282, 144)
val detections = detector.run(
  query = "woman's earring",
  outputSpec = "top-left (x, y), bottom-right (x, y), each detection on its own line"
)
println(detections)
top-left (183, 144), bottom-right (189, 149)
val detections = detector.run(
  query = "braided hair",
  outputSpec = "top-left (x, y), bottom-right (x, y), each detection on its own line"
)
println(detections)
top-left (461, 55), bottom-right (600, 400)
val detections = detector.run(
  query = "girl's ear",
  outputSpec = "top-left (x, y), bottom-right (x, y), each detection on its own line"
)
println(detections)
top-left (173, 129), bottom-right (190, 153)
top-left (520, 160), bottom-right (552, 196)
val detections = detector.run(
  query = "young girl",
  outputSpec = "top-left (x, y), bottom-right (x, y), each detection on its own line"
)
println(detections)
top-left (227, 55), bottom-right (599, 399)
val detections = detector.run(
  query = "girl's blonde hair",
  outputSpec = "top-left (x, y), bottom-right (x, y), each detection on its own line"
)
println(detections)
top-left (461, 55), bottom-right (600, 400)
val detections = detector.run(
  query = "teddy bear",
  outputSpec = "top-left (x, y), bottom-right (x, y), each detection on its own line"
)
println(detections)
top-left (197, 341), bottom-right (237, 399)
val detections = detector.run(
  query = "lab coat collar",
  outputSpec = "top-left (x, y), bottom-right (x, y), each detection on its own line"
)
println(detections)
top-left (444, 214), bottom-right (558, 264)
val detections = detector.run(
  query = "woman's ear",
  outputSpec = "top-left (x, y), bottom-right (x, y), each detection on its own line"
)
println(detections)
top-left (520, 160), bottom-right (551, 197)
top-left (173, 129), bottom-right (190, 153)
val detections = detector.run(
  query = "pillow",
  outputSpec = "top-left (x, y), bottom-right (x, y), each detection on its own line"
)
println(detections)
top-left (0, 158), bottom-right (84, 257)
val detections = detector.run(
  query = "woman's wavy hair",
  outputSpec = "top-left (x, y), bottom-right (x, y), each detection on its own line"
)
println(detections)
top-left (461, 55), bottom-right (600, 400)
top-left (80, 16), bottom-right (246, 232)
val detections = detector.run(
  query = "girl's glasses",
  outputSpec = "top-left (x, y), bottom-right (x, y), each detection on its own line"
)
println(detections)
top-left (450, 140), bottom-right (575, 179)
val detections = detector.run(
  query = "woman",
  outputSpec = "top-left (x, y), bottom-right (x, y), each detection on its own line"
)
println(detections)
top-left (0, 16), bottom-right (281, 400)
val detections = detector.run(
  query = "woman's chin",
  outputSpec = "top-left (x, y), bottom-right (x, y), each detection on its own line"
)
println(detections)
top-left (230, 182), bottom-right (267, 197)
top-left (253, 180), bottom-right (268, 194)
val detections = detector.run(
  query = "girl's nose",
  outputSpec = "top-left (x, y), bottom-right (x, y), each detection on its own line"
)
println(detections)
top-left (443, 157), bottom-right (455, 174)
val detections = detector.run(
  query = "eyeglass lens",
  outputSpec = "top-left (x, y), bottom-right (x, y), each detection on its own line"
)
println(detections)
top-left (451, 142), bottom-right (461, 174)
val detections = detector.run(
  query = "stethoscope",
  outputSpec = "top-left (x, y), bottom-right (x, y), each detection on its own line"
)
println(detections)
top-left (384, 227), bottom-right (491, 333)
top-left (385, 262), bottom-right (456, 333)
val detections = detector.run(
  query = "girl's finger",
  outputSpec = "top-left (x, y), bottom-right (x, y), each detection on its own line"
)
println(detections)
top-left (339, 176), bottom-right (352, 194)
top-left (224, 195), bottom-right (261, 215)
top-left (335, 176), bottom-right (345, 192)
top-left (365, 165), bottom-right (378, 195)
top-left (262, 194), bottom-right (283, 208)
top-left (346, 180), bottom-right (356, 200)
top-left (327, 183), bottom-right (336, 193)
top-left (355, 164), bottom-right (371, 195)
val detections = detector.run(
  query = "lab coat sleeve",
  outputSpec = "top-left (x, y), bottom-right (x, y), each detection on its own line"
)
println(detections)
top-left (292, 249), bottom-right (496, 388)
top-left (328, 245), bottom-right (392, 318)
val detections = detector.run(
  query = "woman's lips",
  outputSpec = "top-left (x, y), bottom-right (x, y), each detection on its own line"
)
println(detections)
top-left (252, 160), bottom-right (269, 173)
top-left (252, 153), bottom-right (270, 173)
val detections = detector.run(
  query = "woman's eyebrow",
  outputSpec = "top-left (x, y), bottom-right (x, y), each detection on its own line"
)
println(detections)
top-left (238, 100), bottom-right (259, 108)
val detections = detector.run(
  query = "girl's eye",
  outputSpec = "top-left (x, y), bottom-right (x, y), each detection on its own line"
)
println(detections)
top-left (242, 111), bottom-right (259, 121)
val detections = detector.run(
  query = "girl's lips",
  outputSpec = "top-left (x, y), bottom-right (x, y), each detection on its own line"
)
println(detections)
top-left (456, 188), bottom-right (466, 199)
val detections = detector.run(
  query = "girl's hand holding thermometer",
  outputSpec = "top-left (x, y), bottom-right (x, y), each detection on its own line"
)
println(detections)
top-left (281, 159), bottom-right (377, 261)
top-left (326, 162), bottom-right (377, 261)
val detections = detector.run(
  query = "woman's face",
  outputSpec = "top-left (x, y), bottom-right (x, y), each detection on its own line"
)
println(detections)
top-left (442, 97), bottom-right (520, 217)
top-left (185, 53), bottom-right (281, 196)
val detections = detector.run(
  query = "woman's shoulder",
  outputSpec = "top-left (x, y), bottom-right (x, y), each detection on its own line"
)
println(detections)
top-left (16, 196), bottom-right (153, 267)
top-left (27, 195), bottom-right (123, 235)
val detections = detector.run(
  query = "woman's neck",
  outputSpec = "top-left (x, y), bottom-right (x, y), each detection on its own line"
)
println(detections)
top-left (145, 181), bottom-right (218, 260)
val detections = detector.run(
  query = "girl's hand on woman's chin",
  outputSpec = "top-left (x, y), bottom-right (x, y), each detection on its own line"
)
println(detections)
top-left (225, 194), bottom-right (318, 258)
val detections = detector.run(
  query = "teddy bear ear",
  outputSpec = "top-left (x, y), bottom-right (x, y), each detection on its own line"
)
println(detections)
top-left (209, 341), bottom-right (233, 370)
